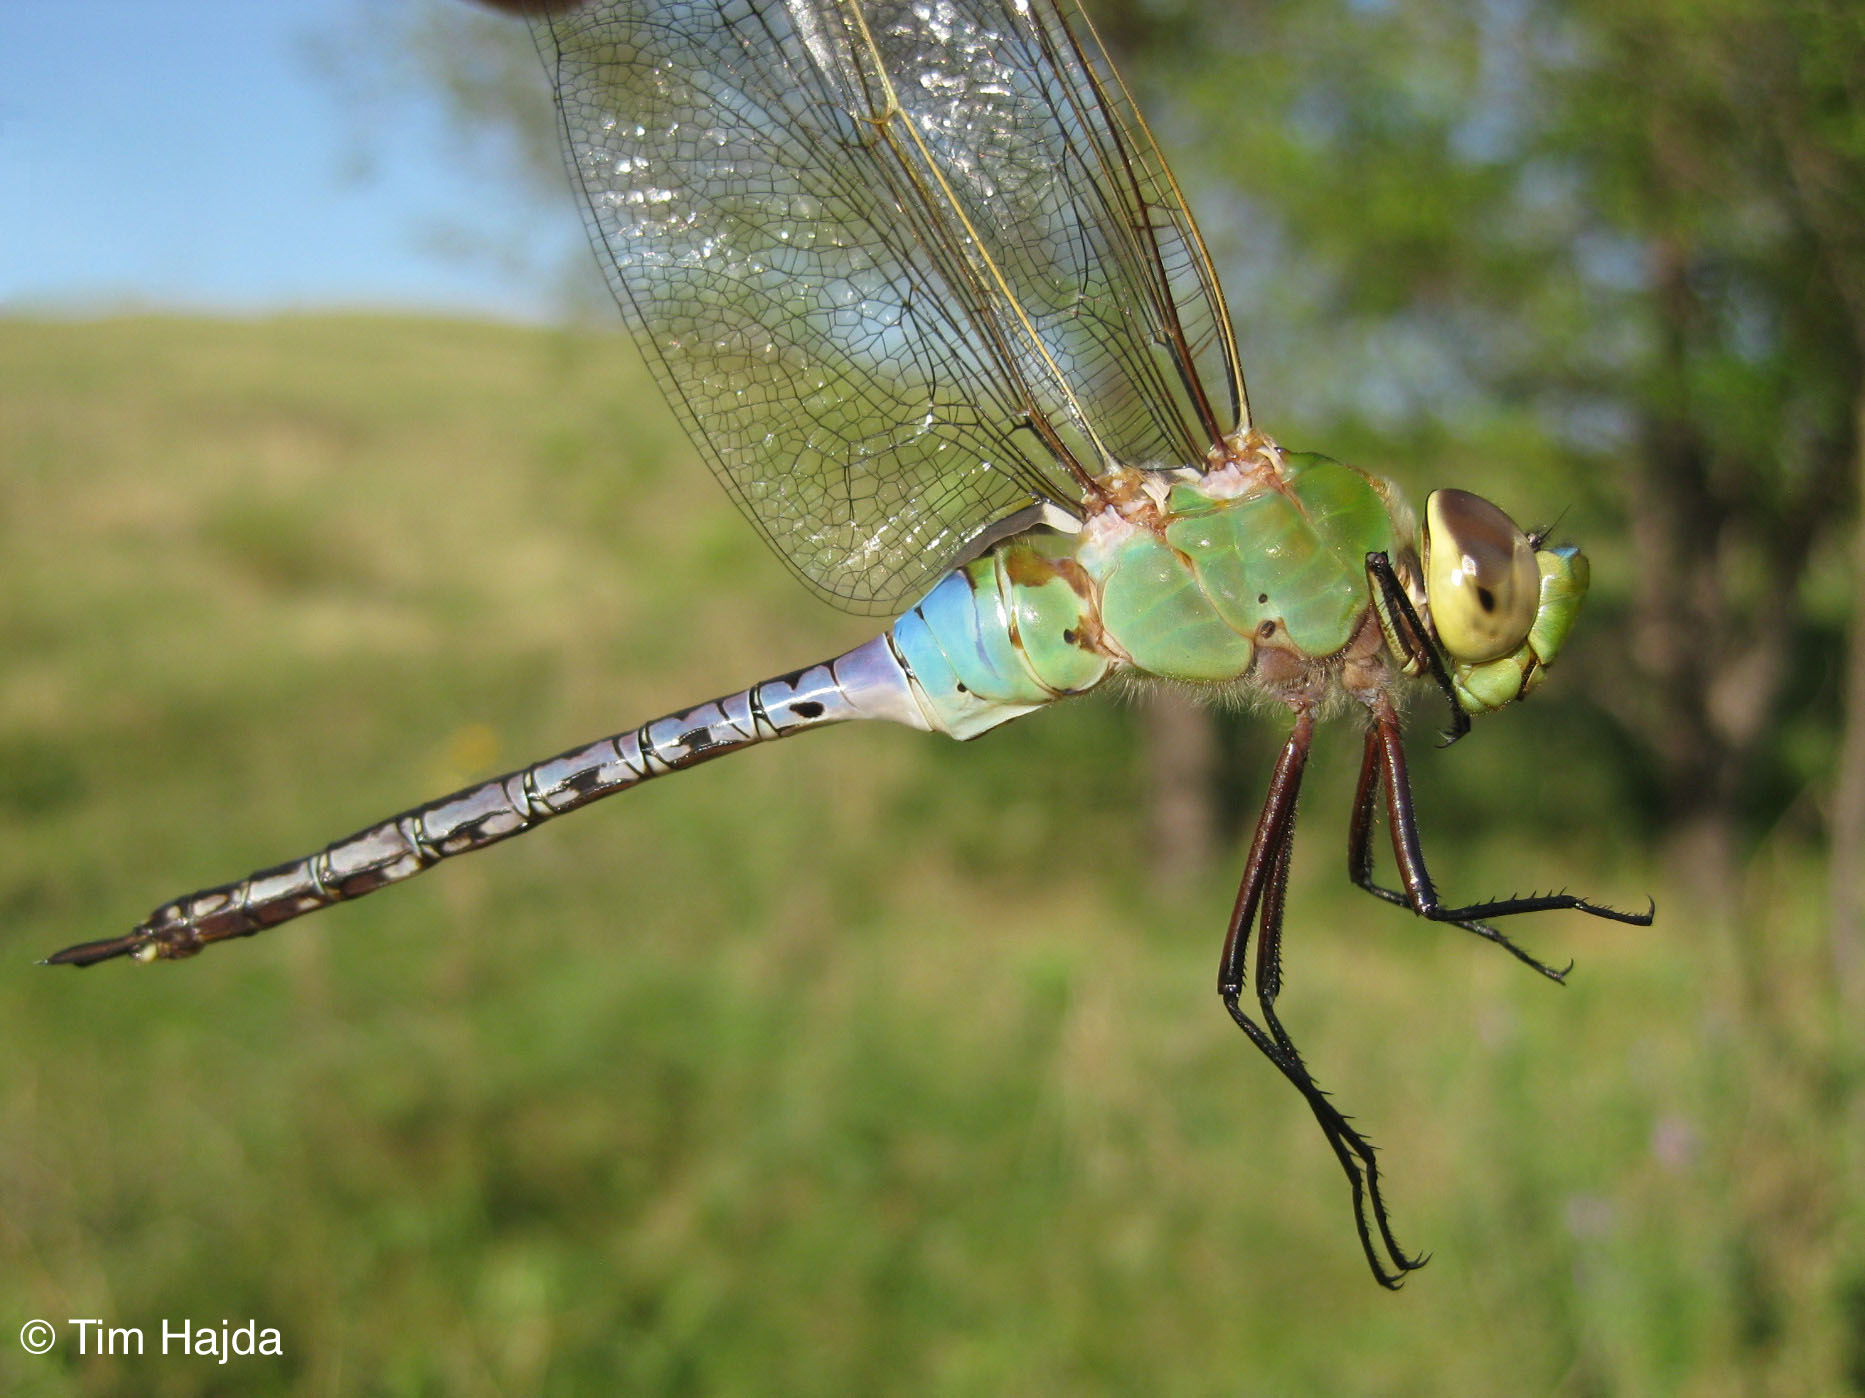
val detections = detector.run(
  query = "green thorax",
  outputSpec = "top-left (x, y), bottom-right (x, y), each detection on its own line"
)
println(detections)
top-left (1079, 452), bottom-right (1402, 683)
top-left (887, 451), bottom-right (1406, 737)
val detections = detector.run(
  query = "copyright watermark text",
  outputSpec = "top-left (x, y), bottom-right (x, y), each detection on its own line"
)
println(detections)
top-left (19, 1317), bottom-right (284, 1362)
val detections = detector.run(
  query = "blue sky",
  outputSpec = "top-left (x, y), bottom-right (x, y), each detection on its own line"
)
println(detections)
top-left (1, 0), bottom-right (574, 320)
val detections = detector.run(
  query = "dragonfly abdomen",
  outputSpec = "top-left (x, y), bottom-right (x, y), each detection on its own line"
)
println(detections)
top-left (47, 637), bottom-right (930, 967)
top-left (888, 532), bottom-right (1114, 739)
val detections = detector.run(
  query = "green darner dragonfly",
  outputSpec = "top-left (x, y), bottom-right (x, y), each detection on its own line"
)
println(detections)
top-left (47, 0), bottom-right (1651, 1287)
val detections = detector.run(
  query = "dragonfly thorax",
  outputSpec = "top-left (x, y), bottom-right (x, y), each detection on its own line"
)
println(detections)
top-left (888, 446), bottom-right (1413, 736)
top-left (1076, 449), bottom-right (1403, 688)
top-left (885, 444), bottom-right (1592, 740)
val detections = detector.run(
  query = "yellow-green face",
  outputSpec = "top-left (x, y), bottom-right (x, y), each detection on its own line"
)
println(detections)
top-left (1420, 489), bottom-right (1590, 715)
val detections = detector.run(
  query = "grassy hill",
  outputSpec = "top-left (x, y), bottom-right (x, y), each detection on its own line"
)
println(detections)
top-left (0, 314), bottom-right (1849, 1394)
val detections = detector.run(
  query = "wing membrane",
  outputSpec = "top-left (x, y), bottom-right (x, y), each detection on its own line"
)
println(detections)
top-left (535, 0), bottom-right (1245, 612)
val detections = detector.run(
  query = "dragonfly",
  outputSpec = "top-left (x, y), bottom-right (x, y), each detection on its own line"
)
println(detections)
top-left (47, 0), bottom-right (1651, 1286)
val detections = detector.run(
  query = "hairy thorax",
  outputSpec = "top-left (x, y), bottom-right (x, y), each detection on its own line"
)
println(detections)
top-left (1067, 433), bottom-right (1408, 714)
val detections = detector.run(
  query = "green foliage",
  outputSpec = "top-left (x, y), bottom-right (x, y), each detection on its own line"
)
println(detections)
top-left (0, 315), bottom-right (1855, 1393)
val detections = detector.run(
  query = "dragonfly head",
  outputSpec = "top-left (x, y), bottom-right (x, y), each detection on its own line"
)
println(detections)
top-left (1419, 489), bottom-right (1589, 715)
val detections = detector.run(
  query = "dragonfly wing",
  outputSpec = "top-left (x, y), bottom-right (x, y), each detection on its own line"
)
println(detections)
top-left (870, 0), bottom-right (1248, 463)
top-left (534, 0), bottom-right (1246, 613)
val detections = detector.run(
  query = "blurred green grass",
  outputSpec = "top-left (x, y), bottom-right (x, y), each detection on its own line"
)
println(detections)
top-left (0, 315), bottom-right (1853, 1395)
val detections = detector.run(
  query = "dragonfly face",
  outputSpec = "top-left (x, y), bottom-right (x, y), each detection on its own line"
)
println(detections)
top-left (1418, 489), bottom-right (1591, 715)
top-left (50, 0), bottom-right (1650, 1289)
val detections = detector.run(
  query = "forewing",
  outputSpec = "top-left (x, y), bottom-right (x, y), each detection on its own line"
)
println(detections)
top-left (535, 0), bottom-right (1245, 612)
top-left (876, 0), bottom-right (1247, 466)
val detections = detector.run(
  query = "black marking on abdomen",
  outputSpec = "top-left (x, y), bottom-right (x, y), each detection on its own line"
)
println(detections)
top-left (562, 766), bottom-right (610, 799)
top-left (677, 727), bottom-right (723, 757)
top-left (791, 700), bottom-right (825, 719)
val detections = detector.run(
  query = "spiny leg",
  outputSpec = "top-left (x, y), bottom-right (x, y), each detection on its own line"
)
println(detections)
top-left (1345, 724), bottom-right (1570, 982)
top-left (1253, 817), bottom-right (1295, 1012)
top-left (1252, 830), bottom-right (1425, 1284)
top-left (1347, 695), bottom-right (1654, 983)
top-left (1219, 709), bottom-right (1425, 1289)
top-left (1366, 551), bottom-right (1468, 746)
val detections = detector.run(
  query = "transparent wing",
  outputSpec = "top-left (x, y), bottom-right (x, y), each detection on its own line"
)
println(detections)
top-left (535, 0), bottom-right (1246, 613)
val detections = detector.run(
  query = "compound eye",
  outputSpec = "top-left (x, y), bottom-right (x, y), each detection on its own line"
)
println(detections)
top-left (1422, 489), bottom-right (1539, 663)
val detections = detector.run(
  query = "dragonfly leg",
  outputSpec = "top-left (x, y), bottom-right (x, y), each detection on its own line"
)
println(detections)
top-left (1347, 694), bottom-right (1654, 984)
top-left (1366, 551), bottom-right (1469, 746)
top-left (1219, 709), bottom-right (1426, 1289)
